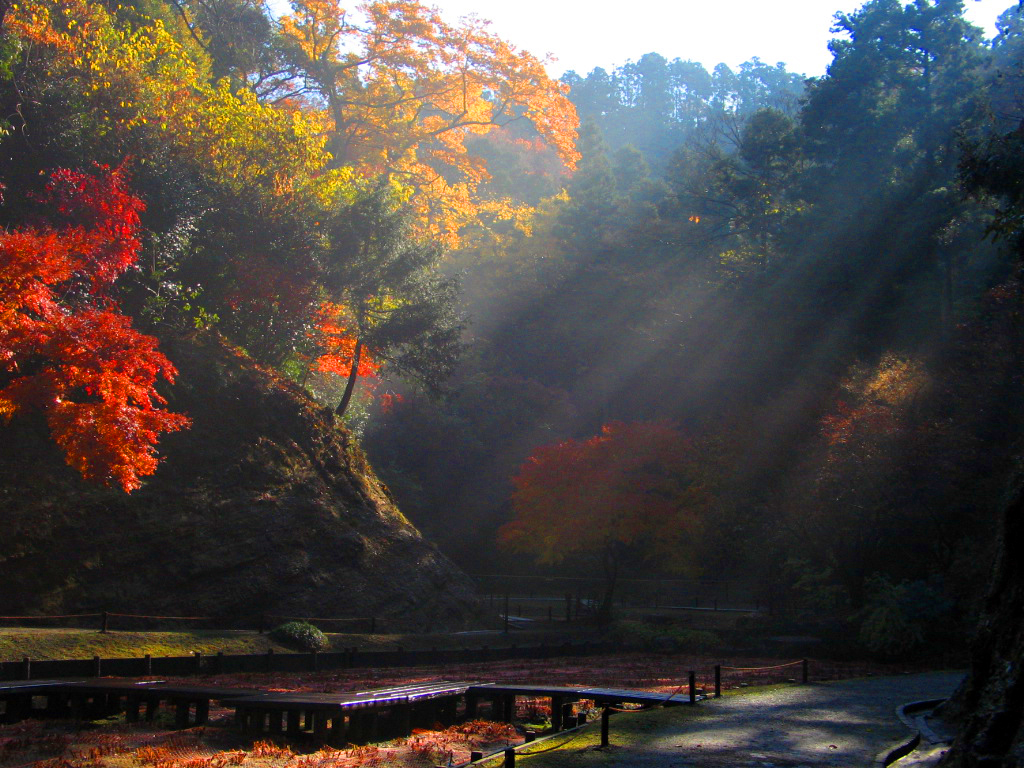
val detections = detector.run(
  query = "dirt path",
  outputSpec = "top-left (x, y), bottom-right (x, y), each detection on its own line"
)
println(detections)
top-left (513, 671), bottom-right (963, 768)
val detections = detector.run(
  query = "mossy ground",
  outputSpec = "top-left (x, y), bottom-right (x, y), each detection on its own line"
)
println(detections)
top-left (0, 627), bottom-right (596, 661)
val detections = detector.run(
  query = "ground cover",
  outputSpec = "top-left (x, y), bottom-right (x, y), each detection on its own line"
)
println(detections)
top-left (0, 653), bottom-right (933, 768)
top-left (175, 652), bottom-right (926, 695)
top-left (0, 628), bottom-right (600, 662)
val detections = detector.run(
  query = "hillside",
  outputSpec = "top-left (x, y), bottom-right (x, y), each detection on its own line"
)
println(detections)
top-left (0, 333), bottom-right (480, 631)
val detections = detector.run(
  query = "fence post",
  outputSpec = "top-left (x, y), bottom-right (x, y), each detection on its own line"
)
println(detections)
top-left (21, 656), bottom-right (30, 680)
top-left (503, 747), bottom-right (515, 767)
top-left (470, 752), bottom-right (483, 762)
top-left (194, 651), bottom-right (202, 672)
top-left (802, 658), bottom-right (809, 684)
top-left (310, 650), bottom-right (319, 672)
top-left (215, 651), bottom-right (223, 674)
top-left (601, 706), bottom-right (610, 747)
top-left (714, 665), bottom-right (721, 698)
top-left (101, 611), bottom-right (109, 634)
top-left (689, 670), bottom-right (696, 704)
top-left (93, 655), bottom-right (102, 677)
top-left (265, 648), bottom-right (274, 672)
top-left (258, 614), bottom-right (265, 634)
top-left (144, 654), bottom-right (152, 676)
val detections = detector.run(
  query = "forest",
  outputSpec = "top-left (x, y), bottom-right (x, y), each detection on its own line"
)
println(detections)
top-left (3, 0), bottom-right (1024, 736)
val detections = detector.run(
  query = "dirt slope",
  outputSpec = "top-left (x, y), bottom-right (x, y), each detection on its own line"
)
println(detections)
top-left (0, 333), bottom-right (480, 631)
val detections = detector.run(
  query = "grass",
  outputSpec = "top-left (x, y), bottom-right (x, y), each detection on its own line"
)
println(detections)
top-left (0, 626), bottom-right (597, 661)
top-left (0, 630), bottom-right (283, 661)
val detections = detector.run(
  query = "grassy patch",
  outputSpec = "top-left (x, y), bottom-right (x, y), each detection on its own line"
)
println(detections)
top-left (0, 629), bottom-right (285, 660)
top-left (0, 625), bottom-right (604, 661)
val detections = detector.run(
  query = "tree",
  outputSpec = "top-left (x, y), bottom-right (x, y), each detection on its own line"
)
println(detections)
top-left (276, 0), bottom-right (579, 246)
top-left (499, 420), bottom-right (711, 620)
top-left (667, 107), bottom-right (804, 284)
top-left (0, 165), bottom-right (189, 491)
top-left (314, 187), bottom-right (464, 416)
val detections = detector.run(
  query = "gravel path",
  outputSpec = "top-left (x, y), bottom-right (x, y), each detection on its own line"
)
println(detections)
top-left (518, 671), bottom-right (963, 768)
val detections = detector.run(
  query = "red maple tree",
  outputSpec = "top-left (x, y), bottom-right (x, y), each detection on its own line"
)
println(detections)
top-left (0, 165), bottom-right (190, 491)
top-left (500, 420), bottom-right (711, 618)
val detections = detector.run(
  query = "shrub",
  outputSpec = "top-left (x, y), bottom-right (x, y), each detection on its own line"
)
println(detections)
top-left (858, 574), bottom-right (954, 659)
top-left (269, 621), bottom-right (329, 652)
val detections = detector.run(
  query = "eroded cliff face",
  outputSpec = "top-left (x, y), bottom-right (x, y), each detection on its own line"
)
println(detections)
top-left (940, 462), bottom-right (1024, 767)
top-left (0, 333), bottom-right (481, 631)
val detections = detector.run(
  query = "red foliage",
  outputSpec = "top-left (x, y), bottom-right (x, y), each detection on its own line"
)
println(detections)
top-left (0, 165), bottom-right (190, 492)
top-left (500, 421), bottom-right (710, 568)
top-left (310, 302), bottom-right (380, 380)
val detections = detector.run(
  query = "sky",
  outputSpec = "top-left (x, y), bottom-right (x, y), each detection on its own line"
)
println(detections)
top-left (418, 0), bottom-right (1017, 77)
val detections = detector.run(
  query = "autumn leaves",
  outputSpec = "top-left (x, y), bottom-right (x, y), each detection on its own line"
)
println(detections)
top-left (0, 0), bottom-right (578, 489)
top-left (0, 167), bottom-right (189, 491)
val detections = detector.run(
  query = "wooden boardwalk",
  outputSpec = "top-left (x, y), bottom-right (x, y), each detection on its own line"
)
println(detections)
top-left (0, 678), bottom-right (693, 743)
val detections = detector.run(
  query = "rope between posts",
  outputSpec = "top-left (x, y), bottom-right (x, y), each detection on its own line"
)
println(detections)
top-left (106, 613), bottom-right (213, 620)
top-left (0, 613), bottom-right (100, 620)
top-left (514, 728), bottom-right (588, 757)
top-left (720, 660), bottom-right (803, 671)
top-left (267, 615), bottom-right (370, 623)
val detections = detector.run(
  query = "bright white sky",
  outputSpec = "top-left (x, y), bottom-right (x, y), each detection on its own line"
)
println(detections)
top-left (421, 0), bottom-right (1016, 77)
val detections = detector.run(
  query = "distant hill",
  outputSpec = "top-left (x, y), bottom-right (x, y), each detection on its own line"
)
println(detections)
top-left (0, 333), bottom-right (481, 631)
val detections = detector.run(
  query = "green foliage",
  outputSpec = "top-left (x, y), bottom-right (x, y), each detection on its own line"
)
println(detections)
top-left (268, 621), bottom-right (329, 652)
top-left (858, 574), bottom-right (954, 659)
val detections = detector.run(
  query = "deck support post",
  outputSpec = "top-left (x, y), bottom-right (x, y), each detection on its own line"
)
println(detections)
top-left (561, 703), bottom-right (574, 730)
top-left (313, 712), bottom-right (329, 740)
top-left (329, 714), bottom-right (347, 746)
top-left (287, 710), bottom-right (301, 735)
top-left (464, 692), bottom-right (478, 721)
top-left (550, 696), bottom-right (564, 731)
top-left (267, 710), bottom-right (282, 734)
top-left (175, 701), bottom-right (190, 729)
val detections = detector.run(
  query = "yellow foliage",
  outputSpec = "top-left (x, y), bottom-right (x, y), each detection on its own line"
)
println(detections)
top-left (279, 0), bottom-right (579, 246)
top-left (10, 0), bottom-right (354, 211)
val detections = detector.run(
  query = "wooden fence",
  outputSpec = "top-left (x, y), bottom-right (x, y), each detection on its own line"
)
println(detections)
top-left (0, 640), bottom-right (620, 682)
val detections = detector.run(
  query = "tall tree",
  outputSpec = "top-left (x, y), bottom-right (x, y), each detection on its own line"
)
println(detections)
top-left (316, 188), bottom-right (463, 416)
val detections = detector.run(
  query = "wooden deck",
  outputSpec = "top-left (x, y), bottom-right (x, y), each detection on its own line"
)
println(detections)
top-left (0, 678), bottom-right (694, 742)
top-left (232, 682), bottom-right (474, 743)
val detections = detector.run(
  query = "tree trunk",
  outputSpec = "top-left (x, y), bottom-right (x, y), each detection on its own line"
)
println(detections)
top-left (939, 461), bottom-right (1024, 766)
top-left (597, 544), bottom-right (622, 625)
top-left (335, 338), bottom-right (363, 417)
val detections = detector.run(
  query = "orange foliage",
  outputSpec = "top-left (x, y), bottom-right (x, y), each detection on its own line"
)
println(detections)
top-left (279, 0), bottom-right (579, 246)
top-left (310, 302), bottom-right (380, 379)
top-left (0, 165), bottom-right (189, 491)
top-left (500, 421), bottom-right (709, 568)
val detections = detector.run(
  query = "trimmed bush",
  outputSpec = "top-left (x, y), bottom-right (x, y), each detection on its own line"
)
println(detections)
top-left (269, 621), bottom-right (329, 652)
